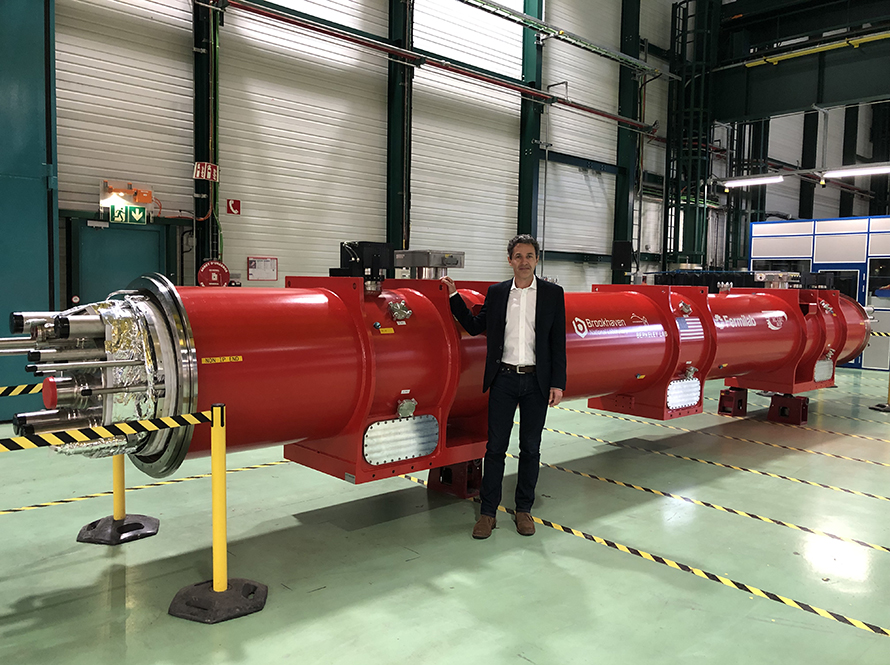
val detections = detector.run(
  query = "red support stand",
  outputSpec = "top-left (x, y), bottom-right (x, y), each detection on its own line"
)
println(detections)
top-left (428, 459), bottom-right (482, 499)
top-left (768, 394), bottom-right (809, 425)
top-left (718, 387), bottom-right (748, 417)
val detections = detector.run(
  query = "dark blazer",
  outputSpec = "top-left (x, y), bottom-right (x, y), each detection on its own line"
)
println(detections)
top-left (450, 278), bottom-right (567, 399)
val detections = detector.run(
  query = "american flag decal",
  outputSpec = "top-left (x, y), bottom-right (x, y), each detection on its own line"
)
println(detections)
top-left (676, 316), bottom-right (705, 341)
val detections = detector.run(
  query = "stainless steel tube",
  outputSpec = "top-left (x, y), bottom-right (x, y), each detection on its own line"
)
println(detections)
top-left (27, 347), bottom-right (107, 362)
top-left (81, 384), bottom-right (153, 397)
top-left (12, 407), bottom-right (103, 436)
top-left (0, 336), bottom-right (37, 352)
top-left (26, 359), bottom-right (142, 373)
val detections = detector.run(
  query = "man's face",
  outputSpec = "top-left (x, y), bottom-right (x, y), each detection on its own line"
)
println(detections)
top-left (508, 243), bottom-right (538, 281)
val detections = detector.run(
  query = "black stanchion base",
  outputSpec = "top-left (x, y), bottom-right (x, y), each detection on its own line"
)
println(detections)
top-left (168, 579), bottom-right (268, 624)
top-left (77, 514), bottom-right (159, 546)
top-left (869, 403), bottom-right (890, 412)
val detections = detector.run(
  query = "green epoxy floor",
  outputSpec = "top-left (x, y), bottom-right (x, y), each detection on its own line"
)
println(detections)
top-left (2, 368), bottom-right (890, 664)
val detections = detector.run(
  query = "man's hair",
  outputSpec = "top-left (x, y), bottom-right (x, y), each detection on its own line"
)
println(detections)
top-left (507, 234), bottom-right (540, 258)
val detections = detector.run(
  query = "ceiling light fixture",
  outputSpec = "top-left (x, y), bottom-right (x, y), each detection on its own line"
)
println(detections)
top-left (822, 164), bottom-right (890, 179)
top-left (722, 174), bottom-right (785, 188)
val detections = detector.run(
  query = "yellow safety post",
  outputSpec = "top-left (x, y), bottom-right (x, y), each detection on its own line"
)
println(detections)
top-left (169, 402), bottom-right (267, 623)
top-left (112, 454), bottom-right (126, 521)
top-left (211, 403), bottom-right (228, 593)
top-left (77, 449), bottom-right (159, 546)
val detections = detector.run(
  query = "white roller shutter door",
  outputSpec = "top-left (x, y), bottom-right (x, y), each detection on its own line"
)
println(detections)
top-left (411, 0), bottom-right (523, 281)
top-left (218, 4), bottom-right (388, 284)
top-left (55, 0), bottom-right (194, 213)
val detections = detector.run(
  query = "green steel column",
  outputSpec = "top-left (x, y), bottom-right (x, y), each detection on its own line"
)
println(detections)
top-left (193, 3), bottom-right (219, 274)
top-left (798, 111), bottom-right (818, 220)
top-left (839, 105), bottom-right (858, 218)
top-left (0, 0), bottom-right (57, 418)
top-left (517, 0), bottom-right (543, 237)
top-left (612, 0), bottom-right (640, 284)
top-left (387, 0), bottom-right (413, 251)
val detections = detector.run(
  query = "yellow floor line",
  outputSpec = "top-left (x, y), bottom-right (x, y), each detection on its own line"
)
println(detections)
top-left (554, 406), bottom-right (890, 468)
top-left (507, 452), bottom-right (890, 554)
top-left (0, 461), bottom-right (288, 516)
top-left (399, 473), bottom-right (890, 639)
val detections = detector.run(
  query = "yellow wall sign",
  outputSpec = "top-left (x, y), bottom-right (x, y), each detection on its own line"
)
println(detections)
top-left (201, 355), bottom-right (243, 365)
top-left (379, 328), bottom-right (395, 335)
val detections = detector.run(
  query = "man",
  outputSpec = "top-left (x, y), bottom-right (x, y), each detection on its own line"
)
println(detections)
top-left (441, 234), bottom-right (567, 539)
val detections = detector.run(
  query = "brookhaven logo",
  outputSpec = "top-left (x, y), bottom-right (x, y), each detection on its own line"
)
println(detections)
top-left (572, 316), bottom-right (627, 339)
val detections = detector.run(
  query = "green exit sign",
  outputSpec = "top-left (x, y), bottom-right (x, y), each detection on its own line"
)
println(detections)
top-left (110, 205), bottom-right (147, 225)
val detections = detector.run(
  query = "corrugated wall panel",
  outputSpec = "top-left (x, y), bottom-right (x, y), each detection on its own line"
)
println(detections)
top-left (638, 198), bottom-right (662, 256)
top-left (414, 0), bottom-right (523, 79)
top-left (542, 46), bottom-right (619, 164)
top-left (813, 186), bottom-right (842, 219)
top-left (852, 103), bottom-right (874, 210)
top-left (411, 69), bottom-right (519, 281)
top-left (218, 8), bottom-right (388, 284)
top-left (812, 108), bottom-right (842, 219)
top-left (537, 161), bottom-right (615, 254)
top-left (765, 182), bottom-right (799, 218)
top-left (639, 0), bottom-right (671, 179)
top-left (542, 0), bottom-right (621, 163)
top-left (546, 0), bottom-right (621, 50)
top-left (640, 0), bottom-right (674, 47)
top-left (540, 261), bottom-right (610, 291)
top-left (534, 0), bottom-right (623, 270)
top-left (766, 113), bottom-right (803, 217)
top-left (858, 103), bottom-right (873, 160)
top-left (769, 113), bottom-right (803, 165)
top-left (642, 78), bottom-right (668, 177)
top-left (273, 0), bottom-right (388, 34)
top-left (55, 0), bottom-right (194, 213)
top-left (411, 2), bottom-right (522, 281)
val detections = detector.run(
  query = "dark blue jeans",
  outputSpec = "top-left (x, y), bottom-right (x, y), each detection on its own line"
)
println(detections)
top-left (480, 368), bottom-right (549, 517)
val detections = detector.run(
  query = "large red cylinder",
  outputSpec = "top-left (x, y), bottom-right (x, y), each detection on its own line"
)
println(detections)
top-left (167, 280), bottom-right (869, 482)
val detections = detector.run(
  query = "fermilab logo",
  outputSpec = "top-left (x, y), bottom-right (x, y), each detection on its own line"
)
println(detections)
top-left (573, 317), bottom-right (589, 338)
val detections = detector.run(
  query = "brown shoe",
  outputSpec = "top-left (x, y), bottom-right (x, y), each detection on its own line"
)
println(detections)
top-left (515, 512), bottom-right (535, 536)
top-left (472, 515), bottom-right (497, 539)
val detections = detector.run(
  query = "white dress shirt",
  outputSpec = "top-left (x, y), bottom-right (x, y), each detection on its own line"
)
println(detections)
top-left (502, 276), bottom-right (537, 366)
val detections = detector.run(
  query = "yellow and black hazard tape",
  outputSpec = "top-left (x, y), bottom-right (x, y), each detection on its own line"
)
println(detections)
top-left (713, 410), bottom-right (890, 448)
top-left (604, 439), bottom-right (890, 503)
top-left (0, 383), bottom-right (42, 397)
top-left (0, 460), bottom-right (288, 516)
top-left (534, 423), bottom-right (890, 503)
top-left (0, 410), bottom-right (212, 453)
top-left (505, 452), bottom-right (890, 555)
top-left (870, 331), bottom-right (890, 337)
top-left (554, 405), bottom-right (890, 469)
top-left (703, 394), bottom-right (890, 426)
top-left (399, 473), bottom-right (890, 638)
